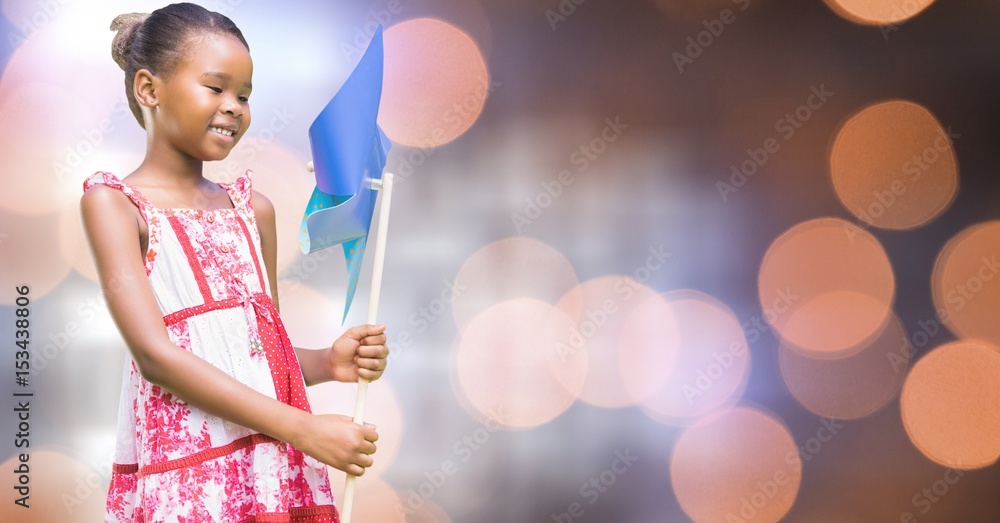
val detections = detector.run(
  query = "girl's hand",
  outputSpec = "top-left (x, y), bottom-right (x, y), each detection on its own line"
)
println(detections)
top-left (328, 324), bottom-right (389, 382)
top-left (294, 414), bottom-right (378, 476)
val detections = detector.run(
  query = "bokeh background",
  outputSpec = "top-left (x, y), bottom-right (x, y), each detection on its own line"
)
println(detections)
top-left (2, 0), bottom-right (1000, 521)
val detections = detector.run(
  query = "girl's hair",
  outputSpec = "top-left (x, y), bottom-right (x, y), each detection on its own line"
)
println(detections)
top-left (110, 2), bottom-right (249, 129)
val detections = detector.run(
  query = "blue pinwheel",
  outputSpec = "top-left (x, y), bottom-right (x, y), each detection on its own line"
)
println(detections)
top-left (299, 25), bottom-right (392, 323)
top-left (299, 25), bottom-right (395, 523)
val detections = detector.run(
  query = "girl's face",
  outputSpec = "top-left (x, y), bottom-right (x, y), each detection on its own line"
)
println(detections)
top-left (154, 33), bottom-right (253, 162)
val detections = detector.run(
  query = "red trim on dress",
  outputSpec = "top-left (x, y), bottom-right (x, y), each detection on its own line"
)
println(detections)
top-left (112, 463), bottom-right (138, 474)
top-left (238, 504), bottom-right (340, 523)
top-left (237, 214), bottom-right (268, 292)
top-left (167, 214), bottom-right (214, 302)
top-left (139, 433), bottom-right (278, 476)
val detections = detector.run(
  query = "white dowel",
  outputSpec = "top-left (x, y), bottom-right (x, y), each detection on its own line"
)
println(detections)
top-left (340, 172), bottom-right (394, 523)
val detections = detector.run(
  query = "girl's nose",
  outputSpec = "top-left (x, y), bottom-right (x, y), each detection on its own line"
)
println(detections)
top-left (222, 99), bottom-right (243, 118)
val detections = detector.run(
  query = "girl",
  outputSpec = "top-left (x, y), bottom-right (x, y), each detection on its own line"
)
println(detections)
top-left (80, 3), bottom-right (388, 522)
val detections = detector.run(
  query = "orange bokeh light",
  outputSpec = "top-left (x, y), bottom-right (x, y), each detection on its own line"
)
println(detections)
top-left (454, 298), bottom-right (585, 428)
top-left (0, 449), bottom-right (105, 522)
top-left (671, 407), bottom-right (802, 523)
top-left (931, 221), bottom-right (1000, 345)
top-left (824, 0), bottom-right (936, 25)
top-left (830, 100), bottom-right (957, 230)
top-left (759, 218), bottom-right (895, 357)
top-left (900, 340), bottom-right (1000, 469)
top-left (451, 236), bottom-right (578, 329)
top-left (380, 18), bottom-right (490, 148)
top-left (780, 313), bottom-right (909, 420)
top-left (638, 290), bottom-right (750, 425)
top-left (0, 210), bottom-right (71, 303)
top-left (556, 276), bottom-right (676, 409)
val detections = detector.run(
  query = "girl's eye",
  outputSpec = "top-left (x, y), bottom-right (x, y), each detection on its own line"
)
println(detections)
top-left (207, 86), bottom-right (222, 93)
top-left (239, 96), bottom-right (250, 102)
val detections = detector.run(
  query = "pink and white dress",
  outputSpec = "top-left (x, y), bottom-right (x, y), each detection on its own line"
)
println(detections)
top-left (83, 170), bottom-right (338, 523)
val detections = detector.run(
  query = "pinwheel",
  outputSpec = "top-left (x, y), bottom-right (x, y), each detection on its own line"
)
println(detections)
top-left (298, 25), bottom-right (393, 523)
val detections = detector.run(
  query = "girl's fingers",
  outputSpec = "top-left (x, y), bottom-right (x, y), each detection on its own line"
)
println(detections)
top-left (356, 357), bottom-right (386, 370)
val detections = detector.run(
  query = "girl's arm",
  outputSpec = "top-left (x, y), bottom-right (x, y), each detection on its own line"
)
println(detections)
top-left (81, 184), bottom-right (377, 476)
top-left (251, 190), bottom-right (388, 387)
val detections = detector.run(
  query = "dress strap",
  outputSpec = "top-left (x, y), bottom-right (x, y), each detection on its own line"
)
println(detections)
top-left (223, 169), bottom-right (269, 294)
top-left (82, 171), bottom-right (159, 277)
top-left (222, 169), bottom-right (255, 213)
top-left (82, 171), bottom-right (154, 218)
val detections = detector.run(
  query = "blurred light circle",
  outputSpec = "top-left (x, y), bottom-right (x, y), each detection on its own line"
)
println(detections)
top-left (638, 290), bottom-right (750, 425)
top-left (455, 298), bottom-right (586, 428)
top-left (452, 236), bottom-right (578, 329)
top-left (823, 0), bottom-right (936, 25)
top-left (931, 221), bottom-right (1000, 345)
top-left (780, 313), bottom-right (909, 419)
top-left (617, 292), bottom-right (682, 404)
top-left (830, 100), bottom-right (957, 230)
top-left (380, 18), bottom-right (490, 148)
top-left (759, 217), bottom-right (895, 357)
top-left (900, 340), bottom-right (1000, 469)
top-left (671, 407), bottom-right (802, 523)
top-left (0, 83), bottom-right (95, 215)
top-left (276, 280), bottom-right (341, 349)
top-left (0, 210), bottom-right (71, 303)
top-left (0, 449), bottom-right (105, 522)
top-left (556, 276), bottom-right (675, 408)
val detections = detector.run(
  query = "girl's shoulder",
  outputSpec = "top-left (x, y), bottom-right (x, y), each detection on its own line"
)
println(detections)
top-left (82, 171), bottom-right (152, 211)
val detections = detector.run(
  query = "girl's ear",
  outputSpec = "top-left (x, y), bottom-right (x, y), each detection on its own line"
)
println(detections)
top-left (134, 68), bottom-right (158, 108)
top-left (134, 68), bottom-right (159, 129)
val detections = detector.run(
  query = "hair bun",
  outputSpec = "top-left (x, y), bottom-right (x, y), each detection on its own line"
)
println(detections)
top-left (110, 12), bottom-right (149, 70)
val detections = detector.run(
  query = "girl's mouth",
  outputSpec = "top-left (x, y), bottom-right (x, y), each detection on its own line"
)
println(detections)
top-left (209, 126), bottom-right (236, 137)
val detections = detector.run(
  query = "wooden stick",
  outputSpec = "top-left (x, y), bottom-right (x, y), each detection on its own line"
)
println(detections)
top-left (340, 171), bottom-right (394, 523)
